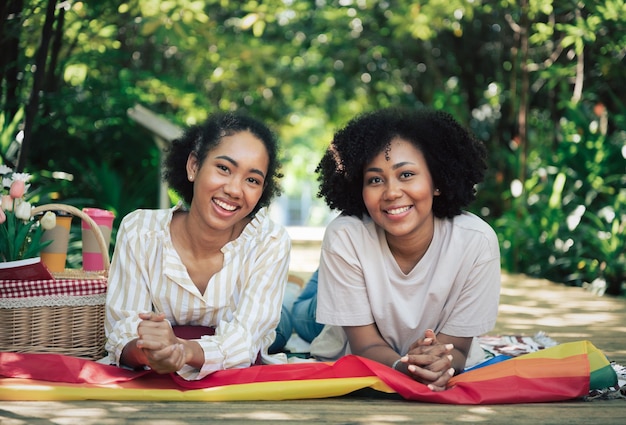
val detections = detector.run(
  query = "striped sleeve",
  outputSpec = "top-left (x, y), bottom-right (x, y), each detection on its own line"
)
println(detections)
top-left (104, 210), bottom-right (156, 364)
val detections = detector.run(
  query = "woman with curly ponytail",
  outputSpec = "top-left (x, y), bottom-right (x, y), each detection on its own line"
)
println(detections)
top-left (104, 112), bottom-right (291, 380)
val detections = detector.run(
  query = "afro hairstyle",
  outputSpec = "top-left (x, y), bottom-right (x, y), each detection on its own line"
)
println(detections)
top-left (315, 107), bottom-right (487, 218)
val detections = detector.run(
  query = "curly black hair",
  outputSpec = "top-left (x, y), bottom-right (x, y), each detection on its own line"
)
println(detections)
top-left (163, 112), bottom-right (283, 217)
top-left (316, 108), bottom-right (487, 219)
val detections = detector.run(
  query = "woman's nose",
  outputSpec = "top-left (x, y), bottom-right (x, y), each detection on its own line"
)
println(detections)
top-left (224, 178), bottom-right (243, 198)
top-left (383, 180), bottom-right (401, 200)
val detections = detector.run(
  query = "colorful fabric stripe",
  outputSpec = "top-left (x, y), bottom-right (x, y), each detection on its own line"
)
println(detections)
top-left (0, 341), bottom-right (617, 404)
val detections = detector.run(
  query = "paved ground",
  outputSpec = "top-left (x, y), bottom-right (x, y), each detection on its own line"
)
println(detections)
top-left (1, 242), bottom-right (625, 424)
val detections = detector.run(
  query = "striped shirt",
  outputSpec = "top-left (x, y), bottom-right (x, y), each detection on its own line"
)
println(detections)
top-left (104, 204), bottom-right (291, 380)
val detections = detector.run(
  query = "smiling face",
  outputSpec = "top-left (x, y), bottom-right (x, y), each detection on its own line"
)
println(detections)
top-left (187, 130), bottom-right (269, 231)
top-left (362, 137), bottom-right (438, 240)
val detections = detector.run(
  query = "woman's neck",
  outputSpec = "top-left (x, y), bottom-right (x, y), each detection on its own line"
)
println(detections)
top-left (174, 210), bottom-right (239, 258)
top-left (170, 210), bottom-right (244, 294)
top-left (385, 220), bottom-right (435, 275)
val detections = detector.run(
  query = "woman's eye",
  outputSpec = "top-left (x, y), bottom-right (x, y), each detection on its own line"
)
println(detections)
top-left (247, 177), bottom-right (261, 185)
top-left (217, 164), bottom-right (230, 172)
top-left (367, 176), bottom-right (382, 185)
top-left (400, 171), bottom-right (414, 179)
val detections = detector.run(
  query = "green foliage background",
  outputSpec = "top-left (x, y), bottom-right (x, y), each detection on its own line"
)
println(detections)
top-left (1, 0), bottom-right (625, 295)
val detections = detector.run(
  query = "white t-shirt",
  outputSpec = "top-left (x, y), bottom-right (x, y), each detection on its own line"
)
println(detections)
top-left (312, 212), bottom-right (501, 366)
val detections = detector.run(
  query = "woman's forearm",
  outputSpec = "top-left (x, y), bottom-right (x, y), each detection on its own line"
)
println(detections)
top-left (120, 339), bottom-right (148, 369)
top-left (180, 339), bottom-right (205, 369)
top-left (353, 343), bottom-right (401, 368)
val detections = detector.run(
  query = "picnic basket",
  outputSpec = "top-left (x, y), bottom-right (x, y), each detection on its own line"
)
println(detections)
top-left (0, 204), bottom-right (110, 360)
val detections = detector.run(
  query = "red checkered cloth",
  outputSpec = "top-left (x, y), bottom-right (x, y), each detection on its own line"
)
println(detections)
top-left (0, 278), bottom-right (107, 299)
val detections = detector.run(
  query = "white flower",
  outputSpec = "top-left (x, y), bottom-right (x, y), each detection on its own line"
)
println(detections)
top-left (0, 165), bottom-right (12, 175)
top-left (1, 195), bottom-right (13, 211)
top-left (10, 172), bottom-right (31, 182)
top-left (14, 198), bottom-right (32, 221)
top-left (40, 211), bottom-right (57, 230)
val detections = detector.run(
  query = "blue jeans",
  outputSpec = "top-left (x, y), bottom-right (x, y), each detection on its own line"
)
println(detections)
top-left (268, 278), bottom-right (302, 353)
top-left (268, 305), bottom-right (294, 354)
top-left (291, 269), bottom-right (324, 343)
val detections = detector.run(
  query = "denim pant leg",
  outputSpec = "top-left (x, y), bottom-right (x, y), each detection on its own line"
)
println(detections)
top-left (268, 305), bottom-right (293, 354)
top-left (292, 295), bottom-right (324, 343)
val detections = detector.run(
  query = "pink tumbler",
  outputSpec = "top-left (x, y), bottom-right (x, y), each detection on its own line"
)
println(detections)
top-left (81, 208), bottom-right (115, 271)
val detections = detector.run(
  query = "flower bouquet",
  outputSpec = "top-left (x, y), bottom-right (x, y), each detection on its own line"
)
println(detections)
top-left (0, 165), bottom-right (56, 262)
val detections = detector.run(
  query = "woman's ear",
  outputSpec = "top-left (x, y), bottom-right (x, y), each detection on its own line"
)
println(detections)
top-left (186, 153), bottom-right (198, 182)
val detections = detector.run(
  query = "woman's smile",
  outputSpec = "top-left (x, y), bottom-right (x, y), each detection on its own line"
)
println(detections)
top-left (213, 198), bottom-right (238, 212)
top-left (384, 205), bottom-right (413, 216)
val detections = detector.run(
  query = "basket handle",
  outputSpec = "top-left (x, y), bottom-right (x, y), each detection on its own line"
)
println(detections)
top-left (31, 203), bottom-right (111, 272)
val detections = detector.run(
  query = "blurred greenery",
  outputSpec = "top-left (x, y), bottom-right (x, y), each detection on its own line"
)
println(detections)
top-left (1, 0), bottom-right (625, 295)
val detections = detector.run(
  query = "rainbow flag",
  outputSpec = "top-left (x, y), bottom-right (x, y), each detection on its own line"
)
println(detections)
top-left (0, 341), bottom-right (617, 404)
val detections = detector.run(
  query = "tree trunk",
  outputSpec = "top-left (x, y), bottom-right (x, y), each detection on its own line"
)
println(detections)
top-left (0, 0), bottom-right (24, 138)
top-left (45, 3), bottom-right (65, 94)
top-left (518, 0), bottom-right (529, 185)
top-left (16, 0), bottom-right (58, 172)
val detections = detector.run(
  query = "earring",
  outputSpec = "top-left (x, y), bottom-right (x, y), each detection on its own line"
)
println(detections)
top-left (188, 175), bottom-right (194, 181)
top-left (434, 188), bottom-right (440, 194)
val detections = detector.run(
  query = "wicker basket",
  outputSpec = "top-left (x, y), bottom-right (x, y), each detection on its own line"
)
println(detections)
top-left (0, 204), bottom-right (110, 360)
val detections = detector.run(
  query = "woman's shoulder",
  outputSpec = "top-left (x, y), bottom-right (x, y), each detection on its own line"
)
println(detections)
top-left (119, 207), bottom-right (174, 233)
top-left (243, 207), bottom-right (290, 245)
top-left (443, 211), bottom-right (499, 249)
top-left (450, 211), bottom-right (496, 233)
top-left (324, 214), bottom-right (376, 243)
top-left (327, 214), bottom-right (370, 230)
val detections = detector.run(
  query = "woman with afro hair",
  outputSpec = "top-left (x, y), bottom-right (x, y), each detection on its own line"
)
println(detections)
top-left (104, 112), bottom-right (292, 380)
top-left (310, 107), bottom-right (501, 391)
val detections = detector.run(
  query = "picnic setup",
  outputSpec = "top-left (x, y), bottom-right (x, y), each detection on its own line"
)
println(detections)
top-left (2, 2), bottom-right (626, 424)
top-left (0, 179), bottom-right (624, 424)
top-left (1, 220), bottom-right (624, 408)
top-left (0, 101), bottom-right (624, 425)
top-left (0, 145), bottom-right (625, 425)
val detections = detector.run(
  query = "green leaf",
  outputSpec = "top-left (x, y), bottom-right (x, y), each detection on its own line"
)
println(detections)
top-left (548, 173), bottom-right (566, 209)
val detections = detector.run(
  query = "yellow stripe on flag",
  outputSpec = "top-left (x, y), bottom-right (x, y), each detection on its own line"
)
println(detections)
top-left (0, 377), bottom-right (394, 402)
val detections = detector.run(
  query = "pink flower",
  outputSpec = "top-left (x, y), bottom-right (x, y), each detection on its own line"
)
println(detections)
top-left (9, 180), bottom-right (25, 199)
top-left (0, 208), bottom-right (5, 224)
